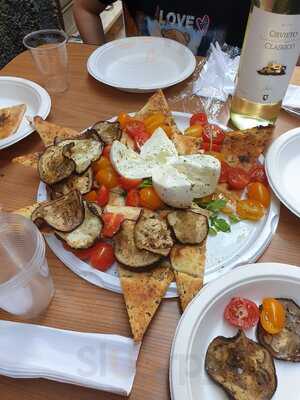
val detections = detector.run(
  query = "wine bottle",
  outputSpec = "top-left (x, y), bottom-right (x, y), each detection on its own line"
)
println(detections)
top-left (230, 0), bottom-right (300, 129)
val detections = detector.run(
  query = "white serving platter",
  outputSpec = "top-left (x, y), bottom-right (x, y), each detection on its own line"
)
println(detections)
top-left (37, 112), bottom-right (280, 297)
top-left (170, 262), bottom-right (300, 400)
top-left (0, 76), bottom-right (51, 150)
top-left (87, 37), bottom-right (196, 93)
top-left (265, 127), bottom-right (300, 218)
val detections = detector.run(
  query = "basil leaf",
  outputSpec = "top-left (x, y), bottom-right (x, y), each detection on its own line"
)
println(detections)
top-left (206, 199), bottom-right (227, 212)
top-left (139, 178), bottom-right (152, 188)
top-left (229, 214), bottom-right (240, 224)
top-left (208, 227), bottom-right (218, 236)
top-left (213, 218), bottom-right (231, 233)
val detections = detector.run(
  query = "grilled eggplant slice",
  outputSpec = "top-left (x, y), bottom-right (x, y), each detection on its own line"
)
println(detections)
top-left (167, 210), bottom-right (208, 245)
top-left (134, 210), bottom-right (173, 256)
top-left (31, 190), bottom-right (84, 232)
top-left (38, 145), bottom-right (75, 185)
top-left (51, 168), bottom-right (93, 198)
top-left (114, 220), bottom-right (161, 268)
top-left (59, 138), bottom-right (103, 174)
top-left (57, 202), bottom-right (102, 249)
top-left (92, 121), bottom-right (121, 144)
top-left (205, 330), bottom-right (277, 400)
top-left (257, 298), bottom-right (300, 362)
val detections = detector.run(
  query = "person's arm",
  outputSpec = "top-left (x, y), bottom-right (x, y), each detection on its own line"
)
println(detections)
top-left (73, 0), bottom-right (108, 45)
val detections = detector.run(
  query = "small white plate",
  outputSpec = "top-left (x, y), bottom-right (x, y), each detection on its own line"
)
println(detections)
top-left (87, 37), bottom-right (196, 93)
top-left (265, 127), bottom-right (300, 218)
top-left (37, 112), bottom-right (280, 297)
top-left (170, 262), bottom-right (300, 400)
top-left (0, 76), bottom-right (51, 150)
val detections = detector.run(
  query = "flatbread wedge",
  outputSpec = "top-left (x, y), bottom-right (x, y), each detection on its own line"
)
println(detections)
top-left (12, 152), bottom-right (41, 169)
top-left (118, 261), bottom-right (174, 341)
top-left (33, 116), bottom-right (80, 147)
top-left (0, 104), bottom-right (26, 139)
top-left (174, 271), bottom-right (203, 311)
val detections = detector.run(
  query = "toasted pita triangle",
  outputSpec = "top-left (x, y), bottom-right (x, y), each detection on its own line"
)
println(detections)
top-left (118, 261), bottom-right (174, 341)
top-left (12, 152), bottom-right (41, 169)
top-left (33, 116), bottom-right (80, 147)
top-left (174, 271), bottom-right (203, 311)
top-left (0, 104), bottom-right (26, 139)
top-left (135, 89), bottom-right (181, 136)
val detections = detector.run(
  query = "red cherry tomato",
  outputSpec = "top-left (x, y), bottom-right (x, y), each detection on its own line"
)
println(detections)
top-left (203, 124), bottom-right (225, 144)
top-left (63, 243), bottom-right (94, 260)
top-left (125, 188), bottom-right (141, 207)
top-left (249, 164), bottom-right (268, 185)
top-left (97, 185), bottom-right (110, 207)
top-left (90, 242), bottom-right (115, 271)
top-left (125, 120), bottom-right (146, 139)
top-left (227, 167), bottom-right (250, 190)
top-left (134, 131), bottom-right (150, 150)
top-left (201, 142), bottom-right (222, 152)
top-left (118, 176), bottom-right (142, 191)
top-left (190, 112), bottom-right (208, 126)
top-left (219, 161), bottom-right (230, 184)
top-left (101, 213), bottom-right (125, 238)
top-left (102, 144), bottom-right (112, 158)
top-left (224, 297), bottom-right (260, 330)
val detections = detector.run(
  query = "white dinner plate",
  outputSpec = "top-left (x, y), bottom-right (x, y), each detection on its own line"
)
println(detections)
top-left (265, 127), bottom-right (300, 218)
top-left (0, 76), bottom-right (51, 150)
top-left (170, 262), bottom-right (300, 400)
top-left (37, 112), bottom-right (280, 297)
top-left (87, 37), bottom-right (196, 93)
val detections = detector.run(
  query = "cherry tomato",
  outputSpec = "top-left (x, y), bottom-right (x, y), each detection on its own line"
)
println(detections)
top-left (102, 144), bottom-right (112, 158)
top-left (134, 131), bottom-right (150, 150)
top-left (84, 190), bottom-right (98, 202)
top-left (184, 124), bottom-right (204, 138)
top-left (236, 199), bottom-right (265, 221)
top-left (224, 297), bottom-right (260, 330)
top-left (249, 164), bottom-right (268, 185)
top-left (204, 151), bottom-right (225, 162)
top-left (227, 167), bottom-right (250, 190)
top-left (101, 213), bottom-right (124, 238)
top-left (118, 112), bottom-right (131, 129)
top-left (125, 120), bottom-right (146, 139)
top-left (125, 188), bottom-right (141, 207)
top-left (203, 124), bottom-right (225, 144)
top-left (63, 242), bottom-right (94, 260)
top-left (90, 242), bottom-right (115, 271)
top-left (260, 298), bottom-right (285, 334)
top-left (247, 182), bottom-right (271, 208)
top-left (119, 176), bottom-right (142, 191)
top-left (144, 112), bottom-right (166, 134)
top-left (190, 112), bottom-right (208, 126)
top-left (160, 124), bottom-right (173, 138)
top-left (201, 142), bottom-right (222, 152)
top-left (219, 161), bottom-right (230, 184)
top-left (96, 185), bottom-right (109, 206)
top-left (139, 187), bottom-right (164, 210)
top-left (96, 167), bottom-right (119, 189)
top-left (92, 156), bottom-right (111, 173)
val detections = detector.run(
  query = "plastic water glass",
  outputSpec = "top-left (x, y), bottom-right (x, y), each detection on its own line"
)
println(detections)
top-left (23, 29), bottom-right (69, 93)
top-left (0, 213), bottom-right (54, 319)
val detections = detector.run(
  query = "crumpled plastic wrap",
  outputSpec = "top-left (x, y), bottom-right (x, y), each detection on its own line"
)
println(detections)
top-left (168, 42), bottom-right (240, 124)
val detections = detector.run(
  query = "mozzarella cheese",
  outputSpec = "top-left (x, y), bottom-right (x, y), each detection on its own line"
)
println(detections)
top-left (140, 128), bottom-right (178, 165)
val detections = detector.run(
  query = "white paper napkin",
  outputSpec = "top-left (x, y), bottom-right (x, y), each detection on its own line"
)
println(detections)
top-left (282, 84), bottom-right (300, 117)
top-left (0, 320), bottom-right (141, 396)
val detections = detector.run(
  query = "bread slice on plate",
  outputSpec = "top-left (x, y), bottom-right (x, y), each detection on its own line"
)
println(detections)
top-left (33, 116), bottom-right (80, 147)
top-left (0, 104), bottom-right (26, 139)
top-left (118, 261), bottom-right (174, 341)
top-left (12, 152), bottom-right (41, 169)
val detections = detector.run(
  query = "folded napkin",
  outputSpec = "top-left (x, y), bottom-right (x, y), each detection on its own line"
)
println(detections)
top-left (0, 320), bottom-right (141, 396)
top-left (282, 84), bottom-right (300, 117)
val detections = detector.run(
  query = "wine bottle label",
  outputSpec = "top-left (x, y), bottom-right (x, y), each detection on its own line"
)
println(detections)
top-left (236, 6), bottom-right (300, 104)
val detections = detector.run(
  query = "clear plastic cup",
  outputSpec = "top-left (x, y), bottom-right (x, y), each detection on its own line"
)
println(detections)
top-left (0, 212), bottom-right (54, 319)
top-left (23, 29), bottom-right (69, 93)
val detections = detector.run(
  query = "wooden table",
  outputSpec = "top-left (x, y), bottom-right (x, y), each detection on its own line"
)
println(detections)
top-left (0, 43), bottom-right (300, 400)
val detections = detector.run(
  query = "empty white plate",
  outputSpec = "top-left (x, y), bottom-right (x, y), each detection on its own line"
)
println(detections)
top-left (87, 37), bottom-right (196, 93)
top-left (0, 76), bottom-right (51, 150)
top-left (170, 262), bottom-right (300, 400)
top-left (265, 127), bottom-right (300, 218)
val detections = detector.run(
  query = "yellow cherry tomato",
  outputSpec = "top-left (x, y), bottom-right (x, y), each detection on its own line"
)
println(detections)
top-left (247, 182), bottom-right (271, 208)
top-left (139, 187), bottom-right (164, 210)
top-left (96, 167), bottom-right (119, 189)
top-left (144, 112), bottom-right (166, 134)
top-left (118, 112), bottom-right (132, 129)
top-left (236, 199), bottom-right (265, 221)
top-left (160, 124), bottom-right (173, 138)
top-left (260, 298), bottom-right (285, 334)
top-left (205, 151), bottom-right (225, 162)
top-left (92, 156), bottom-right (112, 173)
top-left (84, 190), bottom-right (98, 202)
top-left (184, 124), bottom-right (204, 138)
